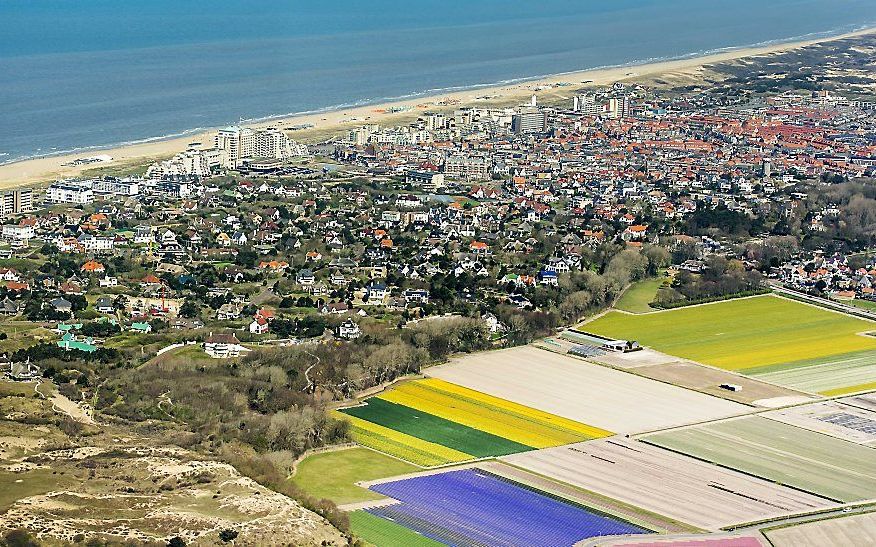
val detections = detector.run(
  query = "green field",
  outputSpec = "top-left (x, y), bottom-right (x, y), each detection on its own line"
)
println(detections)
top-left (584, 295), bottom-right (876, 374)
top-left (615, 277), bottom-right (666, 314)
top-left (340, 398), bottom-right (531, 458)
top-left (290, 447), bottom-right (417, 505)
top-left (350, 510), bottom-right (445, 547)
top-left (645, 417), bottom-right (876, 503)
top-left (747, 349), bottom-right (876, 396)
top-left (845, 298), bottom-right (876, 312)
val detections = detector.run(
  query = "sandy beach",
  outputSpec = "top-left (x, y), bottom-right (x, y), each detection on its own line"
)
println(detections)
top-left (2, 26), bottom-right (874, 189)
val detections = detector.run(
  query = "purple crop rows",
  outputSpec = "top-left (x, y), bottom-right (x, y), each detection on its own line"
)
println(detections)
top-left (367, 469), bottom-right (649, 547)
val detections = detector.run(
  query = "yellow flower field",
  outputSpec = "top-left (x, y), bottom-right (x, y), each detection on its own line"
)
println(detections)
top-left (334, 411), bottom-right (472, 467)
top-left (378, 379), bottom-right (611, 448)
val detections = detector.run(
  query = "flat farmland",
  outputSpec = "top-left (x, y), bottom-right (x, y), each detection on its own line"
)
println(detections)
top-left (336, 377), bottom-right (610, 466)
top-left (583, 295), bottom-right (876, 373)
top-left (747, 349), bottom-right (876, 396)
top-left (335, 412), bottom-right (472, 467)
top-left (348, 510), bottom-right (445, 547)
top-left (426, 346), bottom-right (747, 434)
top-left (764, 511), bottom-right (876, 547)
top-left (644, 417), bottom-right (876, 502)
top-left (605, 536), bottom-right (765, 547)
top-left (377, 378), bottom-right (610, 447)
top-left (764, 400), bottom-right (876, 445)
top-left (342, 397), bottom-right (530, 458)
top-left (628, 361), bottom-right (813, 406)
top-left (366, 468), bottom-right (650, 546)
top-left (502, 438), bottom-right (834, 531)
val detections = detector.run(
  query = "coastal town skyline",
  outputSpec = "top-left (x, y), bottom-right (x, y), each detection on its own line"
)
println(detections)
top-left (3, 4), bottom-right (876, 547)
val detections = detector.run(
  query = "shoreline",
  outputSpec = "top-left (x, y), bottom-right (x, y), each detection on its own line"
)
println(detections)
top-left (2, 25), bottom-right (875, 189)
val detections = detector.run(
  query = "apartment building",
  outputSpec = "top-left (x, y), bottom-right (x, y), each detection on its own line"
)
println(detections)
top-left (46, 182), bottom-right (93, 204)
top-left (0, 189), bottom-right (33, 217)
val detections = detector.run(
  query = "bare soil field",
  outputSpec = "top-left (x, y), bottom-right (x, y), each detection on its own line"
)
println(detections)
top-left (843, 392), bottom-right (876, 412)
top-left (426, 346), bottom-right (748, 434)
top-left (479, 461), bottom-right (697, 534)
top-left (764, 511), bottom-right (876, 547)
top-left (590, 348), bottom-right (681, 369)
top-left (598, 534), bottom-right (766, 547)
top-left (764, 400), bottom-right (876, 445)
top-left (501, 438), bottom-right (836, 531)
top-left (629, 361), bottom-right (815, 407)
top-left (644, 417), bottom-right (876, 502)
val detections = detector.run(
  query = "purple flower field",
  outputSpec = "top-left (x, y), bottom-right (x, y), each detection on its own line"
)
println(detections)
top-left (368, 469), bottom-right (650, 546)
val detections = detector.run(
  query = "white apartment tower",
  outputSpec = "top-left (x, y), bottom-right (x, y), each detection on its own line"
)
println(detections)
top-left (215, 126), bottom-right (255, 167)
top-left (255, 127), bottom-right (291, 159)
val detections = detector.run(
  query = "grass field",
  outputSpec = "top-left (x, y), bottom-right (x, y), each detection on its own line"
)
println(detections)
top-left (336, 378), bottom-right (609, 465)
top-left (615, 277), bottom-right (666, 313)
top-left (845, 298), bottom-right (876, 312)
top-left (645, 417), bottom-right (876, 503)
top-left (290, 447), bottom-right (417, 505)
top-left (584, 295), bottom-right (876, 389)
top-left (349, 510), bottom-right (446, 547)
top-left (747, 349), bottom-right (876, 396)
top-left (765, 511), bottom-right (876, 547)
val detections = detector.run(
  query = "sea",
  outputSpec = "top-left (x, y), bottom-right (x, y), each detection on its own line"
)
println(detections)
top-left (2, 0), bottom-right (876, 165)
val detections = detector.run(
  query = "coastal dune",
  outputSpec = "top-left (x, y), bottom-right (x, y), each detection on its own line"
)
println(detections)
top-left (1, 27), bottom-right (874, 189)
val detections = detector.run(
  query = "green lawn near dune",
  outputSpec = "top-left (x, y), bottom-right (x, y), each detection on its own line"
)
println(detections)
top-left (290, 447), bottom-right (417, 505)
top-left (340, 398), bottom-right (532, 458)
top-left (615, 277), bottom-right (666, 314)
top-left (350, 510), bottom-right (445, 547)
top-left (583, 295), bottom-right (876, 372)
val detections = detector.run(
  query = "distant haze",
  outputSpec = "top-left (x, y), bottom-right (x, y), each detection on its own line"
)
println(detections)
top-left (1, 0), bottom-right (875, 163)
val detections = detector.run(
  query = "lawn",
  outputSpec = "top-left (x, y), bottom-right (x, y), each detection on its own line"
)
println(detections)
top-left (290, 447), bottom-right (417, 505)
top-left (583, 295), bottom-right (876, 373)
top-left (615, 276), bottom-right (667, 314)
top-left (747, 349), bottom-right (876, 396)
top-left (349, 510), bottom-right (445, 547)
top-left (846, 298), bottom-right (876, 312)
top-left (644, 417), bottom-right (876, 503)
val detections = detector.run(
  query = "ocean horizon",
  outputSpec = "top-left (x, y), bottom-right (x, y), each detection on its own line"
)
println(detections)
top-left (2, 0), bottom-right (876, 165)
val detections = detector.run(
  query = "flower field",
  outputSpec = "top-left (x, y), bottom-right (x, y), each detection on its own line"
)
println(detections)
top-left (365, 469), bottom-right (649, 546)
top-left (336, 379), bottom-right (610, 466)
top-left (379, 379), bottom-right (611, 447)
top-left (584, 295), bottom-right (876, 395)
top-left (338, 413), bottom-right (472, 467)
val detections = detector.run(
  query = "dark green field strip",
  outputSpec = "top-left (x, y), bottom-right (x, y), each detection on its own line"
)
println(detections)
top-left (349, 510), bottom-right (446, 547)
top-left (742, 348), bottom-right (876, 376)
top-left (340, 398), bottom-right (533, 458)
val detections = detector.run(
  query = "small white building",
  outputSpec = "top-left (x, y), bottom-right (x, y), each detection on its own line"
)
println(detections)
top-left (203, 332), bottom-right (250, 358)
top-left (337, 319), bottom-right (361, 340)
